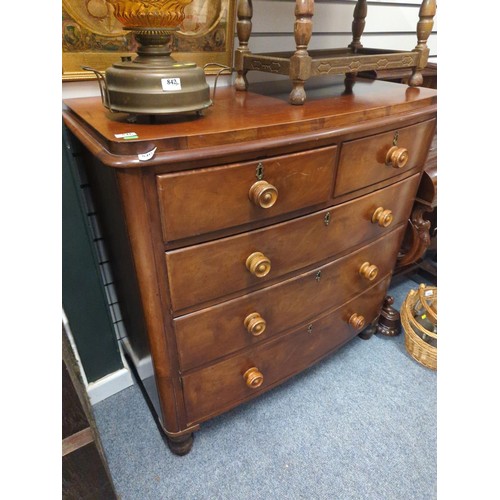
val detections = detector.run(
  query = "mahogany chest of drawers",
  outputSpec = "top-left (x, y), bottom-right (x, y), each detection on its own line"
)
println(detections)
top-left (63, 79), bottom-right (437, 455)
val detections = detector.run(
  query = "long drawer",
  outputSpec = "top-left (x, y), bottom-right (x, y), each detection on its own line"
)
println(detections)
top-left (157, 146), bottom-right (337, 243)
top-left (182, 276), bottom-right (390, 425)
top-left (166, 173), bottom-right (420, 312)
top-left (174, 224), bottom-right (405, 370)
top-left (334, 119), bottom-right (436, 197)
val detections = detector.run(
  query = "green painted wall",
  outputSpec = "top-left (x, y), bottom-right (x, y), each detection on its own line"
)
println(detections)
top-left (62, 126), bottom-right (123, 383)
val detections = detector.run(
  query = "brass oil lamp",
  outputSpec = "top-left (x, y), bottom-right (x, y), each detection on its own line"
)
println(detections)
top-left (86, 0), bottom-right (211, 115)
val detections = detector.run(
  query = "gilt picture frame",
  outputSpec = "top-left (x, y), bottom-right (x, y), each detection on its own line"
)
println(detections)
top-left (62, 0), bottom-right (236, 81)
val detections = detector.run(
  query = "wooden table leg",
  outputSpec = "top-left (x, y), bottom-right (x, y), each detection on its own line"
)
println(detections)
top-left (348, 0), bottom-right (367, 53)
top-left (409, 0), bottom-right (437, 86)
top-left (235, 0), bottom-right (253, 91)
top-left (289, 0), bottom-right (314, 105)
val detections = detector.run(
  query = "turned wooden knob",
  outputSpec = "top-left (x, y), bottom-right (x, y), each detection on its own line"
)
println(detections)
top-left (359, 262), bottom-right (379, 281)
top-left (249, 180), bottom-right (278, 208)
top-left (371, 207), bottom-right (393, 228)
top-left (243, 367), bottom-right (264, 389)
top-left (246, 252), bottom-right (271, 277)
top-left (244, 312), bottom-right (267, 336)
top-left (349, 313), bottom-right (365, 331)
top-left (386, 146), bottom-right (409, 169)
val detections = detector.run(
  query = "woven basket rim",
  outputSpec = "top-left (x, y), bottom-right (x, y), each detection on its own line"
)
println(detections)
top-left (402, 289), bottom-right (437, 340)
top-left (401, 285), bottom-right (437, 370)
top-left (417, 284), bottom-right (437, 322)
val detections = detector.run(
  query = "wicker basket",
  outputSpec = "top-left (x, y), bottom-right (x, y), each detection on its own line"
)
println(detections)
top-left (401, 284), bottom-right (437, 370)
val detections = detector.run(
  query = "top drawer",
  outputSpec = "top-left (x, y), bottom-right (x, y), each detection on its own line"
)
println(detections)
top-left (334, 119), bottom-right (436, 197)
top-left (156, 146), bottom-right (337, 243)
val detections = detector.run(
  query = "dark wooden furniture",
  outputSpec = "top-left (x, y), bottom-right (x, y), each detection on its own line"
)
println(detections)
top-left (63, 326), bottom-right (117, 498)
top-left (235, 0), bottom-right (436, 104)
top-left (62, 78), bottom-right (437, 455)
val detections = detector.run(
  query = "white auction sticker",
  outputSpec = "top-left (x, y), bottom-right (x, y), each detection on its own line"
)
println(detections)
top-left (138, 147), bottom-right (157, 162)
top-left (161, 77), bottom-right (182, 91)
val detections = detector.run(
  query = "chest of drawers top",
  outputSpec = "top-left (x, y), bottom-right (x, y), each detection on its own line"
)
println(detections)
top-left (63, 78), bottom-right (436, 165)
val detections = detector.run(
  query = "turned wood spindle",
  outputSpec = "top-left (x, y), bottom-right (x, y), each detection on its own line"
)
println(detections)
top-left (349, 0), bottom-right (367, 54)
top-left (235, 0), bottom-right (253, 91)
top-left (409, 0), bottom-right (437, 87)
top-left (289, 0), bottom-right (314, 105)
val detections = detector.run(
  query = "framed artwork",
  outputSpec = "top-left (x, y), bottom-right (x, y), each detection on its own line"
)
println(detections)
top-left (62, 0), bottom-right (236, 81)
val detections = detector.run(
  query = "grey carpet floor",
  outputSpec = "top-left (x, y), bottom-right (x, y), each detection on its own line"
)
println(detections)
top-left (93, 278), bottom-right (436, 500)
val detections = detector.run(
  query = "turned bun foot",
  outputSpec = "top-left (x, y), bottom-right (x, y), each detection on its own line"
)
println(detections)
top-left (376, 296), bottom-right (401, 337)
top-left (289, 82), bottom-right (307, 105)
top-left (165, 433), bottom-right (194, 456)
top-left (235, 73), bottom-right (248, 91)
top-left (409, 69), bottom-right (423, 87)
top-left (358, 319), bottom-right (378, 340)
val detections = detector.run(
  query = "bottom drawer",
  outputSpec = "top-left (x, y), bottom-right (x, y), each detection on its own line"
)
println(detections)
top-left (182, 275), bottom-right (391, 425)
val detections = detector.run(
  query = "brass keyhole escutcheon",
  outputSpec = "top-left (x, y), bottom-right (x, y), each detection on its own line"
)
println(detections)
top-left (307, 324), bottom-right (313, 334)
top-left (256, 162), bottom-right (264, 180)
top-left (243, 367), bottom-right (264, 389)
top-left (249, 180), bottom-right (278, 208)
top-left (359, 262), bottom-right (379, 281)
top-left (244, 312), bottom-right (267, 336)
top-left (315, 270), bottom-right (322, 282)
top-left (372, 207), bottom-right (393, 228)
top-left (393, 130), bottom-right (399, 146)
top-left (246, 252), bottom-right (271, 278)
top-left (324, 212), bottom-right (331, 226)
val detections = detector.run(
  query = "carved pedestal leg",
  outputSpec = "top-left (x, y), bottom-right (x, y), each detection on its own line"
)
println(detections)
top-left (409, 0), bottom-right (436, 87)
top-left (235, 0), bottom-right (253, 91)
top-left (396, 202), bottom-right (432, 270)
top-left (289, 0), bottom-right (314, 105)
top-left (376, 296), bottom-right (401, 337)
top-left (163, 432), bottom-right (194, 456)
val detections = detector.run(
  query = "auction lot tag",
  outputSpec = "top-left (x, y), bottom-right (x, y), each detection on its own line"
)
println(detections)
top-left (138, 147), bottom-right (157, 162)
top-left (161, 78), bottom-right (182, 91)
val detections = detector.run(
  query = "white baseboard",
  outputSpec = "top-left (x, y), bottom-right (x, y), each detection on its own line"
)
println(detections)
top-left (63, 310), bottom-right (135, 406)
top-left (87, 366), bottom-right (134, 405)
